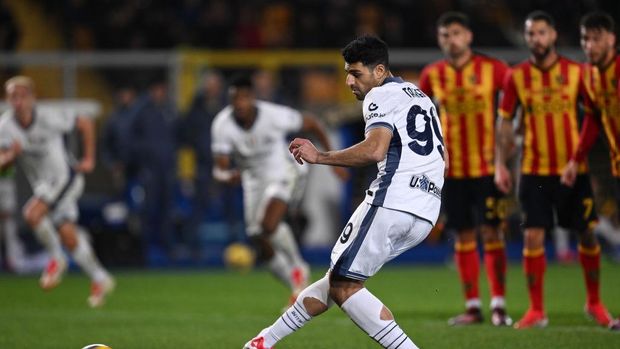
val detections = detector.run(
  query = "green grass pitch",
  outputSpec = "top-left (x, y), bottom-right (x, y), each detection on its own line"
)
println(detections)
top-left (1, 263), bottom-right (619, 348)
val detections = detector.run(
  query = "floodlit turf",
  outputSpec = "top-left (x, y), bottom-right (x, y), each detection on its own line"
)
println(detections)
top-left (1, 263), bottom-right (619, 348)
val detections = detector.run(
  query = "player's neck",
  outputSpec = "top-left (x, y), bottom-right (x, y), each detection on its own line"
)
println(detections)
top-left (447, 50), bottom-right (473, 69)
top-left (15, 110), bottom-right (34, 128)
top-left (531, 50), bottom-right (558, 71)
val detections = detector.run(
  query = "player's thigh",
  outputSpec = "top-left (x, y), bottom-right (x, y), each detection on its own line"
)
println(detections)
top-left (472, 176), bottom-right (503, 228)
top-left (518, 175), bottom-right (554, 230)
top-left (442, 178), bottom-right (474, 231)
top-left (330, 204), bottom-right (430, 280)
top-left (49, 176), bottom-right (84, 226)
top-left (245, 179), bottom-right (294, 236)
top-left (0, 179), bottom-right (16, 214)
top-left (557, 175), bottom-right (597, 231)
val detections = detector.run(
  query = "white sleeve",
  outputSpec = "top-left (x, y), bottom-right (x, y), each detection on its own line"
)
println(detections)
top-left (46, 109), bottom-right (77, 133)
top-left (211, 120), bottom-right (233, 155)
top-left (272, 105), bottom-right (303, 133)
top-left (363, 89), bottom-right (395, 134)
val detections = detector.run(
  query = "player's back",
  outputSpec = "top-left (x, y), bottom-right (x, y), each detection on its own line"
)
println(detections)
top-left (362, 77), bottom-right (446, 224)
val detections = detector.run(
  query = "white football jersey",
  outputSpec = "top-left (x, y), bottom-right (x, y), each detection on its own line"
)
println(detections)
top-left (363, 77), bottom-right (446, 224)
top-left (0, 107), bottom-right (78, 204)
top-left (211, 100), bottom-right (303, 187)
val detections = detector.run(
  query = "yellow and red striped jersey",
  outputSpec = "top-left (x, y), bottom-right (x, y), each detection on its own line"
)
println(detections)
top-left (499, 56), bottom-right (593, 176)
top-left (419, 54), bottom-right (508, 178)
top-left (581, 55), bottom-right (620, 176)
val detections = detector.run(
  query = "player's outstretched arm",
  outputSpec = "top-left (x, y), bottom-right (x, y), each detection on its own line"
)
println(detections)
top-left (75, 116), bottom-right (96, 173)
top-left (290, 127), bottom-right (391, 168)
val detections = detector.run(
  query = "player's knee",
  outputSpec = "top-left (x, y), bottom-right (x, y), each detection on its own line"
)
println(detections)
top-left (249, 235), bottom-right (274, 261)
top-left (260, 220), bottom-right (278, 236)
top-left (481, 225), bottom-right (502, 243)
top-left (301, 296), bottom-right (328, 317)
top-left (380, 305), bottom-right (394, 321)
top-left (22, 208), bottom-right (41, 228)
top-left (455, 229), bottom-right (476, 243)
top-left (57, 222), bottom-right (78, 250)
top-left (578, 230), bottom-right (598, 248)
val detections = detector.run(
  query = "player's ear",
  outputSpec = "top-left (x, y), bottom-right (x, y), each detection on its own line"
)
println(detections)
top-left (373, 64), bottom-right (386, 79)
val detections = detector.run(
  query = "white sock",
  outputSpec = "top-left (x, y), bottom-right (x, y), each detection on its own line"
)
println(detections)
top-left (341, 288), bottom-right (419, 349)
top-left (71, 228), bottom-right (107, 282)
top-left (264, 275), bottom-right (333, 347)
top-left (3, 217), bottom-right (25, 270)
top-left (267, 250), bottom-right (293, 288)
top-left (33, 217), bottom-right (65, 261)
top-left (271, 223), bottom-right (306, 267)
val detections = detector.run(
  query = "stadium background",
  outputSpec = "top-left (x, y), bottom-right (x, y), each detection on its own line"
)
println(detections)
top-left (0, 0), bottom-right (619, 268)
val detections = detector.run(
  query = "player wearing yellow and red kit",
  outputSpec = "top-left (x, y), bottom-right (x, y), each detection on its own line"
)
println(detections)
top-left (419, 12), bottom-right (511, 326)
top-left (496, 11), bottom-right (612, 329)
top-left (561, 12), bottom-right (620, 331)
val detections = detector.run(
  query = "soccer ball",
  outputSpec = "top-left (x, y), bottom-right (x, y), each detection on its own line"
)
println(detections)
top-left (223, 243), bottom-right (255, 271)
top-left (81, 345), bottom-right (111, 349)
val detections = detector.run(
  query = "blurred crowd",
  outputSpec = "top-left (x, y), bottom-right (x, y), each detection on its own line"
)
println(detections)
top-left (37, 0), bottom-right (619, 50)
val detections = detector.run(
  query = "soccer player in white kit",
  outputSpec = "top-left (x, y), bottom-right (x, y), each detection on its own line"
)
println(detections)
top-left (212, 75), bottom-right (347, 304)
top-left (0, 76), bottom-right (114, 307)
top-left (243, 35), bottom-right (446, 349)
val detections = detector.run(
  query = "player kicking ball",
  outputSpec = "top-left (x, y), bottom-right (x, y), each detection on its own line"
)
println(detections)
top-left (244, 35), bottom-right (446, 349)
top-left (0, 76), bottom-right (114, 307)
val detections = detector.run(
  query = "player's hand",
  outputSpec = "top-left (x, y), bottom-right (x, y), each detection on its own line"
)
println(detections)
top-left (560, 159), bottom-right (578, 187)
top-left (289, 138), bottom-right (320, 164)
top-left (332, 166), bottom-right (350, 181)
top-left (494, 163), bottom-right (512, 194)
top-left (75, 157), bottom-right (95, 173)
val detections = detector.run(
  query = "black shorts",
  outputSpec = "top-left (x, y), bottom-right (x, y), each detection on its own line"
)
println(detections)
top-left (442, 176), bottom-right (505, 231)
top-left (518, 174), bottom-right (597, 231)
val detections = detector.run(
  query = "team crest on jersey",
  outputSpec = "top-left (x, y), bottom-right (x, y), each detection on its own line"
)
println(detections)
top-left (555, 75), bottom-right (565, 85)
top-left (409, 174), bottom-right (441, 199)
top-left (469, 75), bottom-right (478, 84)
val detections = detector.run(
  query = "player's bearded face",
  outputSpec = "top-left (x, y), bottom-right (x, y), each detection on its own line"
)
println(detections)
top-left (580, 27), bottom-right (615, 67)
top-left (438, 23), bottom-right (472, 59)
top-left (525, 20), bottom-right (556, 60)
top-left (344, 62), bottom-right (384, 100)
top-left (6, 85), bottom-right (34, 118)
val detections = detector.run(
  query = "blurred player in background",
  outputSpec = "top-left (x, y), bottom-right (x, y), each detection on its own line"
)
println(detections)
top-left (244, 35), bottom-right (445, 349)
top-left (0, 76), bottom-right (114, 307)
top-left (0, 164), bottom-right (48, 273)
top-left (211, 74), bottom-right (346, 304)
top-left (419, 11), bottom-right (511, 326)
top-left (561, 11), bottom-right (620, 331)
top-left (496, 11), bottom-right (611, 329)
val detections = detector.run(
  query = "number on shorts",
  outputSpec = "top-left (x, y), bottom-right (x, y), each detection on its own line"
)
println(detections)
top-left (583, 198), bottom-right (593, 220)
top-left (340, 223), bottom-right (353, 244)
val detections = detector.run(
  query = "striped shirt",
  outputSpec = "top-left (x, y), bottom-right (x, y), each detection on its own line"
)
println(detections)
top-left (499, 56), bottom-right (593, 176)
top-left (419, 54), bottom-right (508, 178)
top-left (575, 55), bottom-right (620, 176)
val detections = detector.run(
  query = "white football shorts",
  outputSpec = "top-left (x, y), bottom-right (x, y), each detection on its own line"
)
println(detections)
top-left (47, 174), bottom-right (85, 225)
top-left (244, 170), bottom-right (301, 237)
top-left (330, 202), bottom-right (432, 281)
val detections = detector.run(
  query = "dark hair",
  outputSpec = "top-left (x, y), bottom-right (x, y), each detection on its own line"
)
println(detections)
top-left (341, 34), bottom-right (389, 69)
top-left (437, 11), bottom-right (471, 30)
top-left (580, 12), bottom-right (615, 33)
top-left (525, 10), bottom-right (555, 28)
top-left (229, 73), bottom-right (253, 90)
